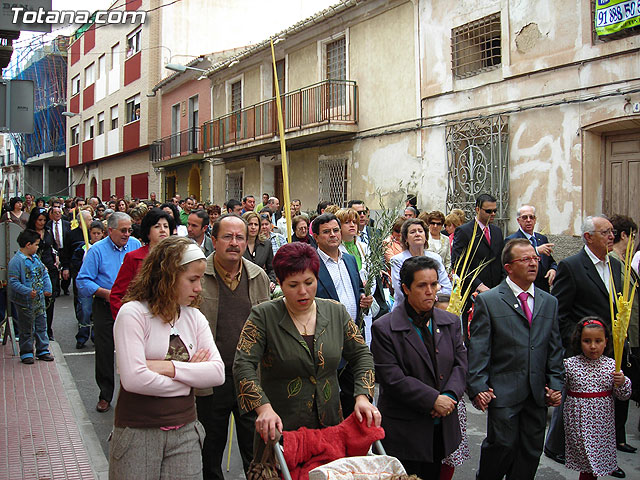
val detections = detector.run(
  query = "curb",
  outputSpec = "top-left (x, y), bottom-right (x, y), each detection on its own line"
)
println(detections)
top-left (51, 341), bottom-right (110, 480)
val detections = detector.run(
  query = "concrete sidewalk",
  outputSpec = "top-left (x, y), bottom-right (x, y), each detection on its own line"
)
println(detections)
top-left (0, 338), bottom-right (108, 480)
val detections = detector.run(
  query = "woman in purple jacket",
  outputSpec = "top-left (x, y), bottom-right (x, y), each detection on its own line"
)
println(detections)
top-left (371, 256), bottom-right (467, 479)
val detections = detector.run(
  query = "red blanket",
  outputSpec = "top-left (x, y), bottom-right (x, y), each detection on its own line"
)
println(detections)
top-left (282, 413), bottom-right (385, 480)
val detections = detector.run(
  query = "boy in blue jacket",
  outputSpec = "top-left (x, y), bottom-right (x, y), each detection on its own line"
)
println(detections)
top-left (8, 229), bottom-right (54, 364)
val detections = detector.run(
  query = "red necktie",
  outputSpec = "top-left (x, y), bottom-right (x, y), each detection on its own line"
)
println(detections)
top-left (517, 291), bottom-right (532, 325)
top-left (483, 226), bottom-right (491, 245)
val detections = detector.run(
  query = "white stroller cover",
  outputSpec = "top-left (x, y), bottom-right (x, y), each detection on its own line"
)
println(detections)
top-left (309, 455), bottom-right (406, 480)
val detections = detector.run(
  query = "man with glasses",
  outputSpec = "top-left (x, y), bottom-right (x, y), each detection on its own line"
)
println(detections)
top-left (348, 199), bottom-right (373, 245)
top-left (76, 212), bottom-right (141, 413)
top-left (543, 215), bottom-right (625, 477)
top-left (468, 238), bottom-right (563, 480)
top-left (197, 215), bottom-right (270, 480)
top-left (505, 205), bottom-right (557, 292)
top-left (451, 193), bottom-right (505, 323)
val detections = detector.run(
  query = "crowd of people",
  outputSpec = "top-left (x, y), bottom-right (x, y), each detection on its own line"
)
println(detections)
top-left (1, 189), bottom-right (639, 480)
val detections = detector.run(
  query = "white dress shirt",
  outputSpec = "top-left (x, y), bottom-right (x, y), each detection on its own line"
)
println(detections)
top-left (317, 248), bottom-right (358, 321)
top-left (506, 276), bottom-right (535, 314)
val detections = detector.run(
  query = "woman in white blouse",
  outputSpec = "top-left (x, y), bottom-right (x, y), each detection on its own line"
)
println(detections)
top-left (111, 236), bottom-right (224, 479)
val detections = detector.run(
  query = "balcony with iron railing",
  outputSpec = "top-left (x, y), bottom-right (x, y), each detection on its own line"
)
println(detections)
top-left (150, 127), bottom-right (202, 164)
top-left (202, 79), bottom-right (358, 156)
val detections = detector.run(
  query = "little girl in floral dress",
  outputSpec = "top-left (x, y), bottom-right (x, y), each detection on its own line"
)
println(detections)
top-left (563, 317), bottom-right (631, 480)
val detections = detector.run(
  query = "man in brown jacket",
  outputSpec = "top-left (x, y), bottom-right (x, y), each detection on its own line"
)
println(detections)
top-left (196, 214), bottom-right (270, 480)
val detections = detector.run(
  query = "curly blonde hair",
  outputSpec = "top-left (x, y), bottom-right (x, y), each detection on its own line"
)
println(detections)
top-left (123, 236), bottom-right (204, 323)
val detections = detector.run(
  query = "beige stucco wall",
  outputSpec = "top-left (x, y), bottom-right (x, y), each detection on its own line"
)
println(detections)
top-left (243, 67), bottom-right (262, 108)
top-left (287, 43), bottom-right (318, 91)
top-left (350, 1), bottom-right (416, 130)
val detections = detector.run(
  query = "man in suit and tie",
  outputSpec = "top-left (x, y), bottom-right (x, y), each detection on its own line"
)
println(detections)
top-left (451, 194), bottom-right (505, 322)
top-left (468, 238), bottom-right (564, 480)
top-left (505, 205), bottom-right (557, 292)
top-left (543, 215), bottom-right (625, 475)
top-left (312, 212), bottom-right (373, 416)
top-left (47, 205), bottom-right (72, 296)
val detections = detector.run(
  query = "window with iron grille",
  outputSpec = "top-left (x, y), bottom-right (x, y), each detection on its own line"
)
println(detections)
top-left (318, 157), bottom-right (348, 207)
top-left (326, 36), bottom-right (346, 108)
top-left (231, 81), bottom-right (242, 112)
top-left (445, 115), bottom-right (509, 232)
top-left (452, 13), bottom-right (501, 79)
top-left (226, 171), bottom-right (243, 202)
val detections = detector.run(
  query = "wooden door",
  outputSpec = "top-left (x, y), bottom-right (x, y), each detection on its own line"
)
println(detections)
top-left (604, 132), bottom-right (640, 228)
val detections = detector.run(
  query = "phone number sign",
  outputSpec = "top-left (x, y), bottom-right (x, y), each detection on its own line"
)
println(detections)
top-left (595, 0), bottom-right (640, 35)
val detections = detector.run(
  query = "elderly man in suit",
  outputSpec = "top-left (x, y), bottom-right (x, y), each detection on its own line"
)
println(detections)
top-left (451, 194), bottom-right (505, 324)
top-left (312, 212), bottom-right (373, 416)
top-left (468, 238), bottom-right (564, 480)
top-left (505, 205), bottom-right (557, 292)
top-left (543, 215), bottom-right (625, 477)
top-left (371, 256), bottom-right (467, 478)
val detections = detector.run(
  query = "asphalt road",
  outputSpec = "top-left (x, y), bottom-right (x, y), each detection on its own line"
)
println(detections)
top-left (51, 294), bottom-right (640, 479)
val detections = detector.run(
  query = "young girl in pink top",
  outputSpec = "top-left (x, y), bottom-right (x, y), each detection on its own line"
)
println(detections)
top-left (563, 317), bottom-right (631, 480)
top-left (111, 237), bottom-right (225, 479)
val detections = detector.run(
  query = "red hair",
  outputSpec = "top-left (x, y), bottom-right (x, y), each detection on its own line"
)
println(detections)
top-left (273, 242), bottom-right (320, 283)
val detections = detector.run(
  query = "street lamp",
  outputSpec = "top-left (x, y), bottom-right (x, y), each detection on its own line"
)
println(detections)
top-left (62, 111), bottom-right (80, 117)
top-left (165, 63), bottom-right (208, 81)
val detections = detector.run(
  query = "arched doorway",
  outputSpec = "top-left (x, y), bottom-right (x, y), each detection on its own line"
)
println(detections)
top-left (188, 164), bottom-right (201, 201)
top-left (90, 177), bottom-right (98, 198)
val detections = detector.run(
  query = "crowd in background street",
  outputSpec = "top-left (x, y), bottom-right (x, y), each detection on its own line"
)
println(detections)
top-left (1, 189), bottom-right (639, 480)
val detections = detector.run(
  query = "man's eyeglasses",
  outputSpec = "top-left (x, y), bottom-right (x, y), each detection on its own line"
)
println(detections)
top-left (220, 234), bottom-right (246, 242)
top-left (482, 208), bottom-right (498, 214)
top-left (519, 215), bottom-right (536, 220)
top-left (357, 210), bottom-right (368, 216)
top-left (592, 228), bottom-right (617, 237)
top-left (429, 221), bottom-right (443, 226)
top-left (509, 255), bottom-right (540, 264)
top-left (118, 228), bottom-right (134, 234)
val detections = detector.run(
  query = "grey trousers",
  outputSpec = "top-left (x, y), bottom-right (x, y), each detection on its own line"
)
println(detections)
top-left (108, 420), bottom-right (205, 479)
top-left (478, 395), bottom-right (547, 480)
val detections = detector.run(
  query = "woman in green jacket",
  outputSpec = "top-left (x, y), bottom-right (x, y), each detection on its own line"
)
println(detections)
top-left (233, 242), bottom-right (380, 443)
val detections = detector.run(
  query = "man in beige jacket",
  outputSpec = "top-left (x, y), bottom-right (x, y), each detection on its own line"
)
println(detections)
top-left (196, 214), bottom-right (270, 480)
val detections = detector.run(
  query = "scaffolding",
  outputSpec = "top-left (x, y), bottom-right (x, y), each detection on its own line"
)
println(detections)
top-left (8, 37), bottom-right (68, 163)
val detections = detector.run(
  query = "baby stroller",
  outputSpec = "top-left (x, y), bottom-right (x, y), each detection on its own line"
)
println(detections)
top-left (252, 413), bottom-right (410, 480)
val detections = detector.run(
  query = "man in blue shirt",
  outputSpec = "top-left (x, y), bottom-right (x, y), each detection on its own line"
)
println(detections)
top-left (77, 212), bottom-right (141, 413)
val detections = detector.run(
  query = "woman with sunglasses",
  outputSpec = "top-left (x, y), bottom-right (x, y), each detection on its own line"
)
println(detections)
top-left (25, 207), bottom-right (58, 339)
top-left (421, 210), bottom-right (451, 274)
top-left (110, 237), bottom-right (224, 479)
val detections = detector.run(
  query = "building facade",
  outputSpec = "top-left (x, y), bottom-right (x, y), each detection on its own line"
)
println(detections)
top-left (418, 0), bottom-right (640, 235)
top-left (200, 0), bottom-right (420, 210)
top-left (66, 0), bottom-right (338, 202)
